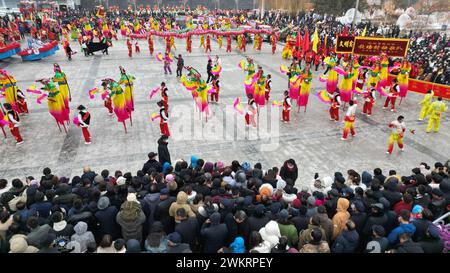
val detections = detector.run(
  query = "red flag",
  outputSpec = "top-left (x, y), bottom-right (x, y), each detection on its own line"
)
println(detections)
top-left (342, 26), bottom-right (348, 37)
top-left (303, 28), bottom-right (310, 53)
top-left (295, 31), bottom-right (302, 48)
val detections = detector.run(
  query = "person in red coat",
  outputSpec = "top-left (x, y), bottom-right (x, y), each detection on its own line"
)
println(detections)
top-left (282, 90), bottom-right (291, 123)
top-left (126, 39), bottom-right (132, 58)
top-left (3, 103), bottom-right (23, 145)
top-left (157, 100), bottom-right (170, 137)
top-left (226, 35), bottom-right (232, 53)
top-left (393, 194), bottom-right (413, 216)
top-left (205, 35), bottom-right (211, 53)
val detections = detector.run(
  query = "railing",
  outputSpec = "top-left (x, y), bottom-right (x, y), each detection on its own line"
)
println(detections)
top-left (433, 211), bottom-right (450, 226)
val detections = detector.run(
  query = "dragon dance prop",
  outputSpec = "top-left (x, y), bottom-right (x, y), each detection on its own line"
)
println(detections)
top-left (130, 28), bottom-right (273, 39)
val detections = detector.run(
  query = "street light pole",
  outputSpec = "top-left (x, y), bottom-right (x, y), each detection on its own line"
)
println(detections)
top-left (352, 0), bottom-right (360, 29)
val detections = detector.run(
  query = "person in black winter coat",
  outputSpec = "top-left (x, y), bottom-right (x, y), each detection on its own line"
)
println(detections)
top-left (157, 135), bottom-right (171, 165)
top-left (200, 212), bottom-right (228, 253)
top-left (280, 159), bottom-right (298, 184)
top-left (350, 201), bottom-right (367, 236)
top-left (373, 168), bottom-right (386, 184)
top-left (154, 188), bottom-right (176, 234)
top-left (331, 220), bottom-right (360, 253)
top-left (248, 204), bottom-right (270, 233)
top-left (391, 233), bottom-right (424, 253)
top-left (418, 225), bottom-right (444, 253)
top-left (224, 210), bottom-right (250, 247)
top-left (290, 206), bottom-right (310, 234)
top-left (378, 197), bottom-right (398, 234)
top-left (411, 208), bottom-right (433, 242)
top-left (174, 208), bottom-right (199, 251)
top-left (53, 184), bottom-right (77, 209)
top-left (81, 167), bottom-right (97, 183)
top-left (142, 152), bottom-right (163, 174)
top-left (381, 178), bottom-right (402, 207)
top-left (364, 225), bottom-right (389, 253)
top-left (362, 204), bottom-right (388, 238)
top-left (94, 197), bottom-right (120, 240)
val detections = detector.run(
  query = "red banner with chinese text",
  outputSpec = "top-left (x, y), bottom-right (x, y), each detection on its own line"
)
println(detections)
top-left (353, 37), bottom-right (409, 57)
top-left (335, 36), bottom-right (354, 53)
top-left (387, 74), bottom-right (450, 100)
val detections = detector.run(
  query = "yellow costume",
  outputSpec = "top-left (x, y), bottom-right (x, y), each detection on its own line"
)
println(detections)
top-left (418, 91), bottom-right (434, 120)
top-left (426, 100), bottom-right (447, 133)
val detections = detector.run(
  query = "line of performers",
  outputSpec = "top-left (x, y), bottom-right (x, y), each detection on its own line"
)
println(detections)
top-left (240, 51), bottom-right (447, 154)
top-left (0, 64), bottom-right (137, 145)
top-left (143, 32), bottom-right (278, 57)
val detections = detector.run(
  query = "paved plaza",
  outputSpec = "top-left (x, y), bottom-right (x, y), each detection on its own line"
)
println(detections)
top-left (0, 37), bottom-right (448, 185)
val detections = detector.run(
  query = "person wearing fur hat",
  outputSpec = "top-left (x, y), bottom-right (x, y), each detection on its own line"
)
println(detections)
top-left (76, 105), bottom-right (91, 145)
top-left (9, 234), bottom-right (39, 253)
top-left (116, 200), bottom-right (146, 243)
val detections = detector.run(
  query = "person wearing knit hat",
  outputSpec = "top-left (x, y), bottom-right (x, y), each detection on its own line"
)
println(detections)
top-left (203, 162), bottom-right (214, 173)
top-left (127, 192), bottom-right (138, 203)
top-left (215, 161), bottom-right (225, 173)
top-left (292, 198), bottom-right (301, 209)
top-left (94, 175), bottom-right (104, 184)
top-left (97, 196), bottom-right (110, 210)
top-left (9, 234), bottom-right (39, 253)
top-left (116, 176), bottom-right (126, 186)
top-left (165, 174), bottom-right (175, 183)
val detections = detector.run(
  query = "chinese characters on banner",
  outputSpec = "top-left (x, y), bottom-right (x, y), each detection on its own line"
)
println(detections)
top-left (334, 36), bottom-right (410, 57)
top-left (353, 37), bottom-right (410, 57)
top-left (335, 36), bottom-right (355, 53)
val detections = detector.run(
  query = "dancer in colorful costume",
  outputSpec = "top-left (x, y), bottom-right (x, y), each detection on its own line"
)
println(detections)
top-left (3, 103), bottom-right (23, 144)
top-left (52, 64), bottom-right (71, 112)
top-left (397, 59), bottom-right (411, 98)
top-left (37, 78), bottom-right (70, 131)
top-left (383, 78), bottom-right (400, 112)
top-left (76, 105), bottom-right (91, 144)
top-left (323, 54), bottom-right (339, 93)
top-left (157, 100), bottom-right (170, 137)
top-left (418, 90), bottom-right (434, 121)
top-left (281, 34), bottom-right (293, 59)
top-left (378, 53), bottom-right (389, 90)
top-left (254, 66), bottom-right (266, 107)
top-left (282, 91), bottom-right (291, 123)
top-left (338, 62), bottom-right (354, 104)
top-left (368, 61), bottom-right (381, 92)
top-left (341, 100), bottom-right (357, 140)
top-left (118, 66), bottom-right (135, 112)
top-left (426, 97), bottom-right (447, 133)
top-left (298, 63), bottom-right (313, 112)
top-left (101, 79), bottom-right (130, 132)
top-left (387, 115), bottom-right (405, 154)
top-left (329, 89), bottom-right (341, 122)
top-left (362, 84), bottom-right (376, 116)
top-left (0, 70), bottom-right (18, 109)
top-left (226, 35), bottom-right (232, 53)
